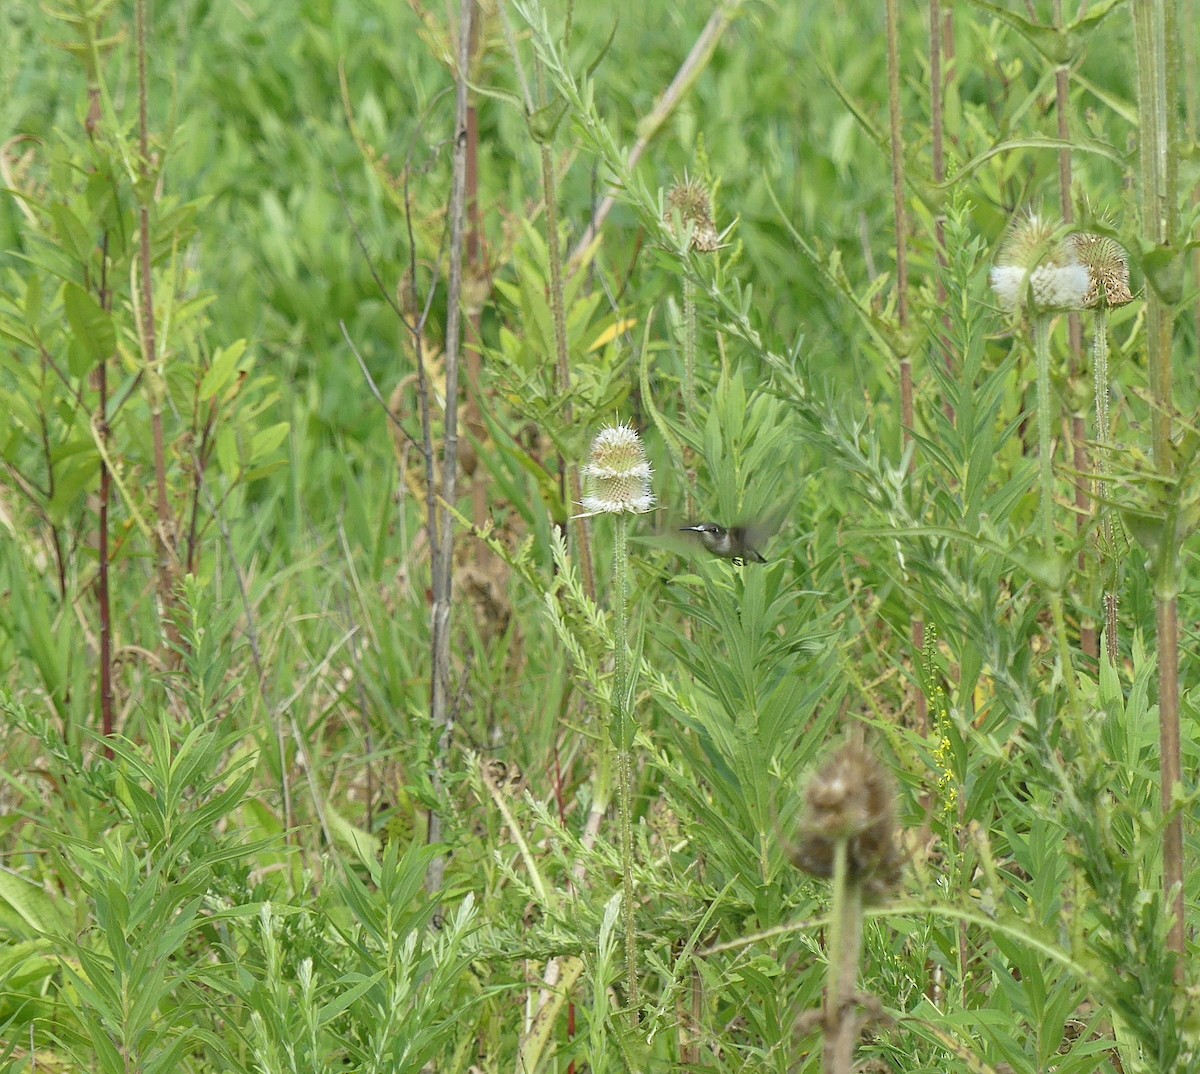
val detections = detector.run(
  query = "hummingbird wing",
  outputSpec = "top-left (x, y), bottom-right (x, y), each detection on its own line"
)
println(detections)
top-left (734, 500), bottom-right (790, 559)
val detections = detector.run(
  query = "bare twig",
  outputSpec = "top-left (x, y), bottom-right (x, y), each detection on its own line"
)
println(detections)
top-left (96, 233), bottom-right (115, 755)
top-left (1133, 0), bottom-right (1186, 975)
top-left (135, 0), bottom-right (181, 649)
top-left (340, 323), bottom-right (424, 454)
top-left (425, 0), bottom-right (475, 898)
top-left (885, 0), bottom-right (924, 732)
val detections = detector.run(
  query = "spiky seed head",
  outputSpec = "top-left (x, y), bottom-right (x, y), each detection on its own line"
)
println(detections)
top-left (580, 423), bottom-right (655, 516)
top-left (989, 212), bottom-right (1090, 313)
top-left (1070, 233), bottom-right (1133, 309)
top-left (790, 742), bottom-right (903, 901)
top-left (665, 175), bottom-right (721, 253)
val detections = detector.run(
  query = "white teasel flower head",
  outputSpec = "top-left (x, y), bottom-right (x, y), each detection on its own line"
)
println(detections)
top-left (989, 212), bottom-right (1090, 314)
top-left (579, 423), bottom-right (655, 516)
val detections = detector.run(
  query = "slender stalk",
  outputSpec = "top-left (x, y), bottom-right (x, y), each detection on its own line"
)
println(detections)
top-left (1157, 597), bottom-right (1185, 962)
top-left (885, 0), bottom-right (924, 730)
top-left (465, 99), bottom-right (488, 530)
top-left (1132, 0), bottom-right (1185, 974)
top-left (540, 143), bottom-right (597, 601)
top-left (682, 275), bottom-right (697, 519)
top-left (930, 0), bottom-right (954, 426)
top-left (1090, 311), bottom-right (1119, 664)
top-left (426, 0), bottom-right (474, 897)
top-left (1188, 0), bottom-right (1200, 353)
top-left (884, 0), bottom-right (909, 339)
top-left (135, 0), bottom-right (179, 647)
top-left (612, 512), bottom-right (638, 1018)
top-left (1032, 315), bottom-right (1078, 709)
top-left (1053, 1), bottom-right (1096, 661)
top-left (823, 839), bottom-right (863, 1074)
top-left (682, 275), bottom-right (698, 416)
top-left (97, 236), bottom-right (114, 756)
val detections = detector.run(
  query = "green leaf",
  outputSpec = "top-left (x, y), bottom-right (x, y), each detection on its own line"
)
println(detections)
top-left (216, 425), bottom-right (239, 477)
top-left (63, 282), bottom-right (115, 376)
top-left (249, 421), bottom-right (290, 464)
top-left (23, 275), bottom-right (43, 326)
top-left (48, 201), bottom-right (94, 267)
top-left (0, 871), bottom-right (72, 938)
top-left (199, 339), bottom-right (248, 401)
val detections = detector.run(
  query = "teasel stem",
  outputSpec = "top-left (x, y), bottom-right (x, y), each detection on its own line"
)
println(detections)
top-left (611, 511), bottom-right (639, 1018)
top-left (541, 143), bottom-right (597, 603)
top-left (1091, 310), bottom-right (1119, 665)
top-left (823, 838), bottom-right (863, 1074)
top-left (682, 276), bottom-right (697, 517)
top-left (1053, 0), bottom-right (1096, 662)
top-left (1032, 314), bottom-right (1078, 710)
top-left (1133, 0), bottom-right (1186, 975)
top-left (683, 276), bottom-right (698, 415)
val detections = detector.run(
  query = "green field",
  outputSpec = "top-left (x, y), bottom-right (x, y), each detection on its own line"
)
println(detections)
top-left (1, 1), bottom-right (1196, 1071)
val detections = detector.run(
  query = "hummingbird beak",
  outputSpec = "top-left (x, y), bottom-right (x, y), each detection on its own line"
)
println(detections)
top-left (678, 525), bottom-right (705, 533)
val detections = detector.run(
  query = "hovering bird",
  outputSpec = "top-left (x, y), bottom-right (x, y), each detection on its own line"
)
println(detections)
top-left (678, 521), bottom-right (771, 565)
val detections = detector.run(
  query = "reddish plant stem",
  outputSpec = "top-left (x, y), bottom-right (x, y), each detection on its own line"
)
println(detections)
top-left (931, 0), bottom-right (955, 427)
top-left (1133, 0), bottom-right (1185, 970)
top-left (886, 0), bottom-right (925, 730)
top-left (463, 4), bottom-right (489, 531)
top-left (426, 0), bottom-right (474, 898)
top-left (97, 235), bottom-right (115, 756)
top-left (1053, 13), bottom-right (1096, 661)
top-left (135, 0), bottom-right (179, 645)
top-left (1158, 597), bottom-right (1185, 971)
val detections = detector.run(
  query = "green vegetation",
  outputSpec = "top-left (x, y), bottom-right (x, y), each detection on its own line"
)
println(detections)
top-left (1, 1), bottom-right (1196, 1071)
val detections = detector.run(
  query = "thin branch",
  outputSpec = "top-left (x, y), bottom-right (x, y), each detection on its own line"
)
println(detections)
top-left (425, 0), bottom-right (475, 898)
top-left (134, 0), bottom-right (181, 647)
top-left (340, 322), bottom-right (424, 455)
top-left (96, 232), bottom-right (115, 754)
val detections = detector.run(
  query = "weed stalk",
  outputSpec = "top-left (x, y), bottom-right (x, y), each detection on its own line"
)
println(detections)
top-left (1031, 314), bottom-right (1078, 709)
top-left (823, 839), bottom-right (864, 1074)
top-left (1091, 308), bottom-right (1119, 662)
top-left (612, 510), bottom-right (638, 1016)
top-left (97, 235), bottom-right (115, 754)
top-left (540, 141), bottom-right (597, 601)
top-left (134, 0), bottom-right (181, 650)
top-left (426, 0), bottom-right (473, 897)
top-left (579, 423), bottom-right (654, 1025)
top-left (1052, 0), bottom-right (1097, 661)
top-left (885, 0), bottom-right (925, 731)
top-left (1133, 0), bottom-right (1186, 970)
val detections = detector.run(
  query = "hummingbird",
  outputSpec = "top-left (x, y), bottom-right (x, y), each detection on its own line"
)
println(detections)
top-left (678, 522), bottom-right (770, 564)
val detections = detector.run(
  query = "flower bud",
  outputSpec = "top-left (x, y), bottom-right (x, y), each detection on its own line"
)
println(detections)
top-left (791, 742), bottom-right (903, 900)
top-left (665, 176), bottom-right (721, 253)
top-left (1071, 233), bottom-right (1133, 309)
